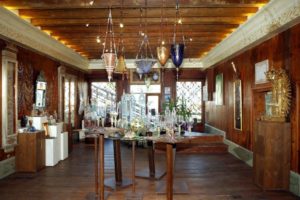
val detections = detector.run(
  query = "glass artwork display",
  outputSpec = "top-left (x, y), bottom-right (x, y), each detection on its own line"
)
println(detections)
top-left (234, 80), bottom-right (242, 130)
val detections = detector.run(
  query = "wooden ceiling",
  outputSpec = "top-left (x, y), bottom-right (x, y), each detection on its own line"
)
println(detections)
top-left (1, 0), bottom-right (269, 60)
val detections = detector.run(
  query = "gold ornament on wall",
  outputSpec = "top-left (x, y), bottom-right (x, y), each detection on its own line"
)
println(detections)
top-left (261, 68), bottom-right (291, 122)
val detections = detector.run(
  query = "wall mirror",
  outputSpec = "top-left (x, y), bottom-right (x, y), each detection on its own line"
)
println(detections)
top-left (35, 71), bottom-right (47, 108)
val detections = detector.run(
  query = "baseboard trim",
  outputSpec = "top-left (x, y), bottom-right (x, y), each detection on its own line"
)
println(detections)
top-left (0, 157), bottom-right (15, 179)
top-left (224, 139), bottom-right (253, 167)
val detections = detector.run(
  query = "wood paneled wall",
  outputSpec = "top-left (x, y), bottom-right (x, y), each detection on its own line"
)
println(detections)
top-left (17, 47), bottom-right (59, 118)
top-left (0, 39), bottom-right (86, 161)
top-left (205, 23), bottom-right (300, 172)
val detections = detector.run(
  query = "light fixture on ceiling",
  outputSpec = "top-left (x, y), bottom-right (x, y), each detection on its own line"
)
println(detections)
top-left (96, 36), bottom-right (101, 43)
top-left (135, 1), bottom-right (156, 80)
top-left (86, 23), bottom-right (89, 27)
top-left (171, 0), bottom-right (185, 80)
top-left (115, 0), bottom-right (128, 80)
top-left (157, 0), bottom-right (170, 70)
top-left (89, 0), bottom-right (94, 5)
top-left (102, 8), bottom-right (117, 81)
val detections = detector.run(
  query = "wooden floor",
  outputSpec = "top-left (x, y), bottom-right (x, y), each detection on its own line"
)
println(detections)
top-left (0, 140), bottom-right (298, 200)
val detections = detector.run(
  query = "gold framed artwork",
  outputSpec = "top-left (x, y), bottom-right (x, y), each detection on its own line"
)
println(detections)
top-left (234, 79), bottom-right (242, 130)
top-left (255, 59), bottom-right (269, 84)
top-left (215, 73), bottom-right (223, 105)
top-left (129, 69), bottom-right (161, 84)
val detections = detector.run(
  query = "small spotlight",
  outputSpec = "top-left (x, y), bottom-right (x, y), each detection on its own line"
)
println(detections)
top-left (102, 42), bottom-right (105, 46)
top-left (89, 0), bottom-right (94, 5)
top-left (119, 23), bottom-right (124, 28)
top-left (141, 32), bottom-right (144, 36)
top-left (189, 38), bottom-right (193, 41)
top-left (86, 23), bottom-right (89, 27)
top-left (178, 18), bottom-right (182, 24)
top-left (161, 40), bottom-right (165, 45)
top-left (96, 36), bottom-right (101, 43)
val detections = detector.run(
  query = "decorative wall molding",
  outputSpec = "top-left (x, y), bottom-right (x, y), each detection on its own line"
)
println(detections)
top-left (88, 58), bottom-right (204, 70)
top-left (201, 0), bottom-right (300, 69)
top-left (0, 7), bottom-right (89, 70)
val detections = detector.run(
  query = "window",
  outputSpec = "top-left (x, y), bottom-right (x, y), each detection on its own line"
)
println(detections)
top-left (91, 82), bottom-right (116, 116)
top-left (130, 84), bottom-right (161, 116)
top-left (176, 81), bottom-right (202, 122)
top-left (64, 78), bottom-right (76, 127)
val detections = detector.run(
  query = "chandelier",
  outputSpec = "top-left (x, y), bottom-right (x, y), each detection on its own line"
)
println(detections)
top-left (171, 0), bottom-right (185, 80)
top-left (102, 8), bottom-right (117, 82)
top-left (115, 0), bottom-right (128, 80)
top-left (157, 0), bottom-right (170, 69)
top-left (135, 1), bottom-right (156, 80)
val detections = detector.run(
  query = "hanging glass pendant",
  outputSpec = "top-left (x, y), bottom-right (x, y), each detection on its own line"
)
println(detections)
top-left (115, 55), bottom-right (128, 80)
top-left (135, 58), bottom-right (156, 79)
top-left (171, 43), bottom-right (184, 80)
top-left (171, 0), bottom-right (185, 80)
top-left (102, 8), bottom-right (117, 81)
top-left (157, 45), bottom-right (170, 67)
top-left (171, 43), bottom-right (184, 67)
top-left (102, 52), bottom-right (117, 81)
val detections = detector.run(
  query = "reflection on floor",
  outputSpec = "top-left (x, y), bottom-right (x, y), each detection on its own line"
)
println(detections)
top-left (0, 140), bottom-right (297, 200)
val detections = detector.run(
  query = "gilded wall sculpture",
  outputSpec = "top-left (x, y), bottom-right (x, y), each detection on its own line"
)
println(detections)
top-left (261, 68), bottom-right (291, 122)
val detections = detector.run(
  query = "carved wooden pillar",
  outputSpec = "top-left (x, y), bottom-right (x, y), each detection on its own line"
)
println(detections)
top-left (1, 42), bottom-right (18, 152)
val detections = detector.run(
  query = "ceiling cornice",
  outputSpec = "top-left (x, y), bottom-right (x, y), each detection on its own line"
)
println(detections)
top-left (0, 7), bottom-right (89, 70)
top-left (88, 58), bottom-right (203, 70)
top-left (200, 0), bottom-right (300, 69)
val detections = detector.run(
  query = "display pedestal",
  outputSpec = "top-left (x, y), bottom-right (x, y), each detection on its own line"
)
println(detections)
top-left (254, 120), bottom-right (291, 190)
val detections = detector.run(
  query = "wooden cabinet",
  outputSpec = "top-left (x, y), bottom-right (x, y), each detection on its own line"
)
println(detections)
top-left (16, 131), bottom-right (45, 172)
top-left (254, 121), bottom-right (291, 190)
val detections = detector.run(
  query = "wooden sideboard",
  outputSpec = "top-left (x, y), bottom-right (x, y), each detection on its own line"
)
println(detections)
top-left (16, 131), bottom-right (45, 172)
top-left (254, 120), bottom-right (291, 190)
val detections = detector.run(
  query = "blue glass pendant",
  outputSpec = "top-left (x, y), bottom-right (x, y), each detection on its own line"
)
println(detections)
top-left (170, 43), bottom-right (184, 68)
top-left (135, 59), bottom-right (156, 79)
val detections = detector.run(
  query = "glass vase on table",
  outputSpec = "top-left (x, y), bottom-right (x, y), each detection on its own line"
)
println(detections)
top-left (176, 115), bottom-right (184, 136)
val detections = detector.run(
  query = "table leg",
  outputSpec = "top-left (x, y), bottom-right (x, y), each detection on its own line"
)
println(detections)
top-left (166, 143), bottom-right (173, 200)
top-left (99, 134), bottom-right (105, 200)
top-left (113, 139), bottom-right (122, 184)
top-left (104, 139), bottom-right (132, 189)
top-left (132, 140), bottom-right (136, 193)
top-left (94, 136), bottom-right (99, 197)
top-left (136, 141), bottom-right (166, 180)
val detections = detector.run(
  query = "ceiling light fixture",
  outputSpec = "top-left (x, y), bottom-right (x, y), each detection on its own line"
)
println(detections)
top-left (171, 0), bottom-right (185, 80)
top-left (86, 23), bottom-right (89, 27)
top-left (115, 0), bottom-right (128, 80)
top-left (157, 0), bottom-right (170, 70)
top-left (89, 0), bottom-right (94, 5)
top-left (96, 36), bottom-right (101, 43)
top-left (102, 7), bottom-right (117, 81)
top-left (135, 1), bottom-right (156, 80)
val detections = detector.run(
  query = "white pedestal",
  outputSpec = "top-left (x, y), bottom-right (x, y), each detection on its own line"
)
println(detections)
top-left (79, 130), bottom-right (85, 140)
top-left (60, 132), bottom-right (68, 160)
top-left (45, 137), bottom-right (60, 166)
top-left (30, 116), bottom-right (48, 130)
top-left (48, 125), bottom-right (59, 138)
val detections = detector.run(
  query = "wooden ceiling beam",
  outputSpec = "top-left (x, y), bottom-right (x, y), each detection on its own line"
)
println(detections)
top-left (42, 24), bottom-right (237, 33)
top-left (1, 0), bottom-right (269, 9)
top-left (19, 7), bottom-right (258, 19)
top-left (31, 17), bottom-right (247, 26)
top-left (51, 32), bottom-right (226, 38)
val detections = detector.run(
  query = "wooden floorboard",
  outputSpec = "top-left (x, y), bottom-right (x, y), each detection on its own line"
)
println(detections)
top-left (0, 140), bottom-right (298, 200)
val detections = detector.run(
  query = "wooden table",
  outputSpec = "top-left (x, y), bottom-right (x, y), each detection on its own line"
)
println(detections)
top-left (147, 132), bottom-right (202, 200)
